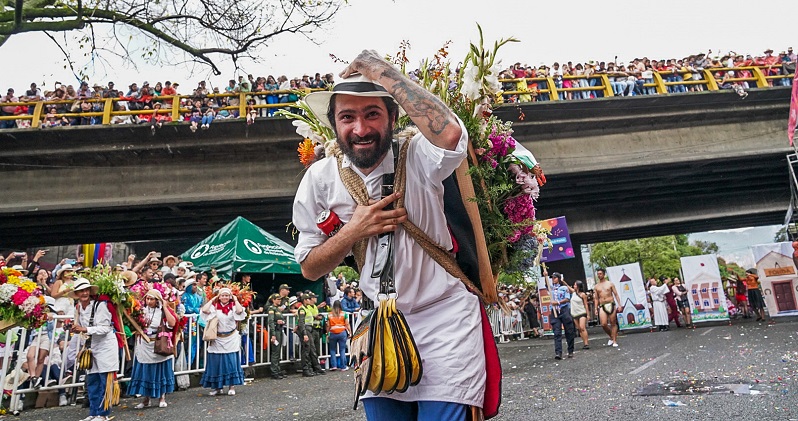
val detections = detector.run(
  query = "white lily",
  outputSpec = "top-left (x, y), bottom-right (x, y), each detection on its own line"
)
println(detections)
top-left (485, 64), bottom-right (502, 94)
top-left (461, 64), bottom-right (481, 101)
top-left (292, 119), bottom-right (325, 144)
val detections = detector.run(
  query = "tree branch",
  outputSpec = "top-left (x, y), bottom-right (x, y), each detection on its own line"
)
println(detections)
top-left (1, 0), bottom-right (345, 75)
top-left (43, 31), bottom-right (81, 81)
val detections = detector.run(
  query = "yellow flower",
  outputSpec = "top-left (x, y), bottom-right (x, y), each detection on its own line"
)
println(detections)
top-left (20, 281), bottom-right (38, 293)
top-left (7, 276), bottom-right (20, 286)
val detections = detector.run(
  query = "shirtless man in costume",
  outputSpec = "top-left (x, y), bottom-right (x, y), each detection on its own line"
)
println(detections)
top-left (593, 268), bottom-right (620, 347)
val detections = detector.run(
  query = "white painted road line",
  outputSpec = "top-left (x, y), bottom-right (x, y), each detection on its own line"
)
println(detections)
top-left (700, 327), bottom-right (715, 336)
top-left (629, 353), bottom-right (671, 375)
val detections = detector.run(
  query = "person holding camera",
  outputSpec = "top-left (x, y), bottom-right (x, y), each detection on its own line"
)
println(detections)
top-left (127, 289), bottom-right (177, 409)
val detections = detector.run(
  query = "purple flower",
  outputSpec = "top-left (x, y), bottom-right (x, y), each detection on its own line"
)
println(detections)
top-left (488, 129), bottom-right (516, 158)
top-left (503, 194), bottom-right (536, 223)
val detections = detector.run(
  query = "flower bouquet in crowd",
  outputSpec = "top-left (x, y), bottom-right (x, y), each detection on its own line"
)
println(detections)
top-left (151, 281), bottom-right (180, 308)
top-left (281, 25), bottom-right (550, 300)
top-left (0, 266), bottom-right (48, 332)
top-left (204, 281), bottom-right (256, 308)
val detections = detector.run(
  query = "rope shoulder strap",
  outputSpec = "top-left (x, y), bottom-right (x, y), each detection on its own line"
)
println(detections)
top-left (333, 140), bottom-right (486, 304)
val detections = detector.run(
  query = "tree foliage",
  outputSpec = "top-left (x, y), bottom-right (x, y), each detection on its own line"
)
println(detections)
top-left (1, 0), bottom-right (345, 75)
top-left (590, 235), bottom-right (724, 279)
top-left (774, 225), bottom-right (789, 242)
top-left (333, 265), bottom-right (358, 283)
top-left (717, 256), bottom-right (745, 279)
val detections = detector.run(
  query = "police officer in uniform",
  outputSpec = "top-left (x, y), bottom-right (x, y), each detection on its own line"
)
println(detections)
top-left (267, 293), bottom-right (287, 379)
top-left (308, 292), bottom-right (327, 370)
top-left (277, 283), bottom-right (292, 310)
top-left (297, 293), bottom-right (325, 377)
top-left (276, 283), bottom-right (296, 361)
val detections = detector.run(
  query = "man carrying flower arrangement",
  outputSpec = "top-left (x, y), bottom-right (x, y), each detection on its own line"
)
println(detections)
top-left (69, 278), bottom-right (120, 421)
top-left (293, 50), bottom-right (487, 420)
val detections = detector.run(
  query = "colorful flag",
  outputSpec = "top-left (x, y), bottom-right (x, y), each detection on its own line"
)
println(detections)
top-left (789, 71), bottom-right (798, 146)
top-left (81, 243), bottom-right (110, 266)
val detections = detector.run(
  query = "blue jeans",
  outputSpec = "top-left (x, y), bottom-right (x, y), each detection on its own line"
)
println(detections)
top-left (241, 334), bottom-right (255, 365)
top-left (328, 331), bottom-right (348, 369)
top-left (645, 78), bottom-right (655, 95)
top-left (610, 81), bottom-right (626, 96)
top-left (625, 80), bottom-right (636, 96)
top-left (538, 80), bottom-right (550, 101)
top-left (668, 75), bottom-right (686, 93)
top-left (266, 95), bottom-right (278, 116)
top-left (578, 79), bottom-right (590, 99)
top-left (86, 372), bottom-right (111, 417)
top-left (363, 397), bottom-right (467, 421)
top-left (201, 115), bottom-right (214, 125)
top-left (550, 307), bottom-right (575, 356)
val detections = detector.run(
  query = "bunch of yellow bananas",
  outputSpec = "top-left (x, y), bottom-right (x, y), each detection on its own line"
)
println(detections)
top-left (353, 297), bottom-right (422, 404)
top-left (76, 340), bottom-right (93, 371)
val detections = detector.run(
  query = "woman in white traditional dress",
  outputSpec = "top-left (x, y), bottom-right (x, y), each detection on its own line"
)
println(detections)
top-left (50, 264), bottom-right (76, 317)
top-left (69, 278), bottom-right (119, 421)
top-left (648, 277), bottom-right (670, 331)
top-left (199, 287), bottom-right (245, 396)
top-left (127, 289), bottom-right (177, 408)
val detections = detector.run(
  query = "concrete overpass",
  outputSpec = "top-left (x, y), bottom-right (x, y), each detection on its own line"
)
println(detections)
top-left (0, 87), bottom-right (792, 256)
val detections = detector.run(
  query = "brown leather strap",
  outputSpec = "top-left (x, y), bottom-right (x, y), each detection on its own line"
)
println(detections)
top-left (334, 140), bottom-right (486, 303)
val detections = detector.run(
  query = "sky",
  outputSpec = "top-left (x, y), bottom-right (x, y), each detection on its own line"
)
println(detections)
top-left (1, 0), bottom-right (797, 90)
top-left (689, 225), bottom-right (783, 268)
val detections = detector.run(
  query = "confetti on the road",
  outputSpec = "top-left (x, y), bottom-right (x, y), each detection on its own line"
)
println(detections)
top-left (662, 399), bottom-right (686, 407)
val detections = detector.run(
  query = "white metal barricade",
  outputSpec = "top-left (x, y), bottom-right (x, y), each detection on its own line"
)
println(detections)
top-left (1, 311), bottom-right (360, 413)
top-left (486, 306), bottom-right (529, 343)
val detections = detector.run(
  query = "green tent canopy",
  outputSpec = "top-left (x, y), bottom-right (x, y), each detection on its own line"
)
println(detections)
top-left (180, 216), bottom-right (302, 278)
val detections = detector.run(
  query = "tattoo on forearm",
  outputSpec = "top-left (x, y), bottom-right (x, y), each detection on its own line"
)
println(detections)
top-left (381, 70), bottom-right (451, 135)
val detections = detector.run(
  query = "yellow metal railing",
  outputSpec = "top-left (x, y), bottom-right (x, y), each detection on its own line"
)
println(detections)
top-left (495, 65), bottom-right (793, 102)
top-left (0, 88), bottom-right (323, 128)
top-left (0, 66), bottom-right (794, 128)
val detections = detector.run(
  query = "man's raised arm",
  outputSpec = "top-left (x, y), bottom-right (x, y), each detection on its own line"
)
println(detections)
top-left (340, 50), bottom-right (462, 151)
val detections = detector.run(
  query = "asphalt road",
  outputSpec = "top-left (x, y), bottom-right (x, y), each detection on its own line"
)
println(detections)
top-left (7, 318), bottom-right (797, 421)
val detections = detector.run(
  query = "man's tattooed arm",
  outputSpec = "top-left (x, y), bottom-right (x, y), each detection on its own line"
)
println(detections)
top-left (379, 67), bottom-right (461, 151)
top-left (340, 49), bottom-right (462, 151)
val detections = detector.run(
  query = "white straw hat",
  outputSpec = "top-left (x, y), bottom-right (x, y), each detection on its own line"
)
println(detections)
top-left (304, 73), bottom-right (404, 129)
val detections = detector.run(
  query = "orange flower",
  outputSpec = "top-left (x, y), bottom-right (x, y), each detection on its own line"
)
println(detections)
top-left (297, 138), bottom-right (316, 168)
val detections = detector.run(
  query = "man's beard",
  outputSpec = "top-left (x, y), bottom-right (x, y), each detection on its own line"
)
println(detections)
top-left (337, 125), bottom-right (393, 169)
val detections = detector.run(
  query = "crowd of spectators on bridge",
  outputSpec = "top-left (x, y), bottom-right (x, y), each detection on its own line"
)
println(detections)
top-left (0, 73), bottom-right (336, 131)
top-left (494, 47), bottom-right (795, 102)
top-left (0, 47), bottom-right (795, 130)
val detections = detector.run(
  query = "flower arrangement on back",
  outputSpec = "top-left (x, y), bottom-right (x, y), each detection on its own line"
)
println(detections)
top-left (80, 265), bottom-right (144, 344)
top-left (405, 26), bottom-right (550, 280)
top-left (281, 25), bottom-right (550, 290)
